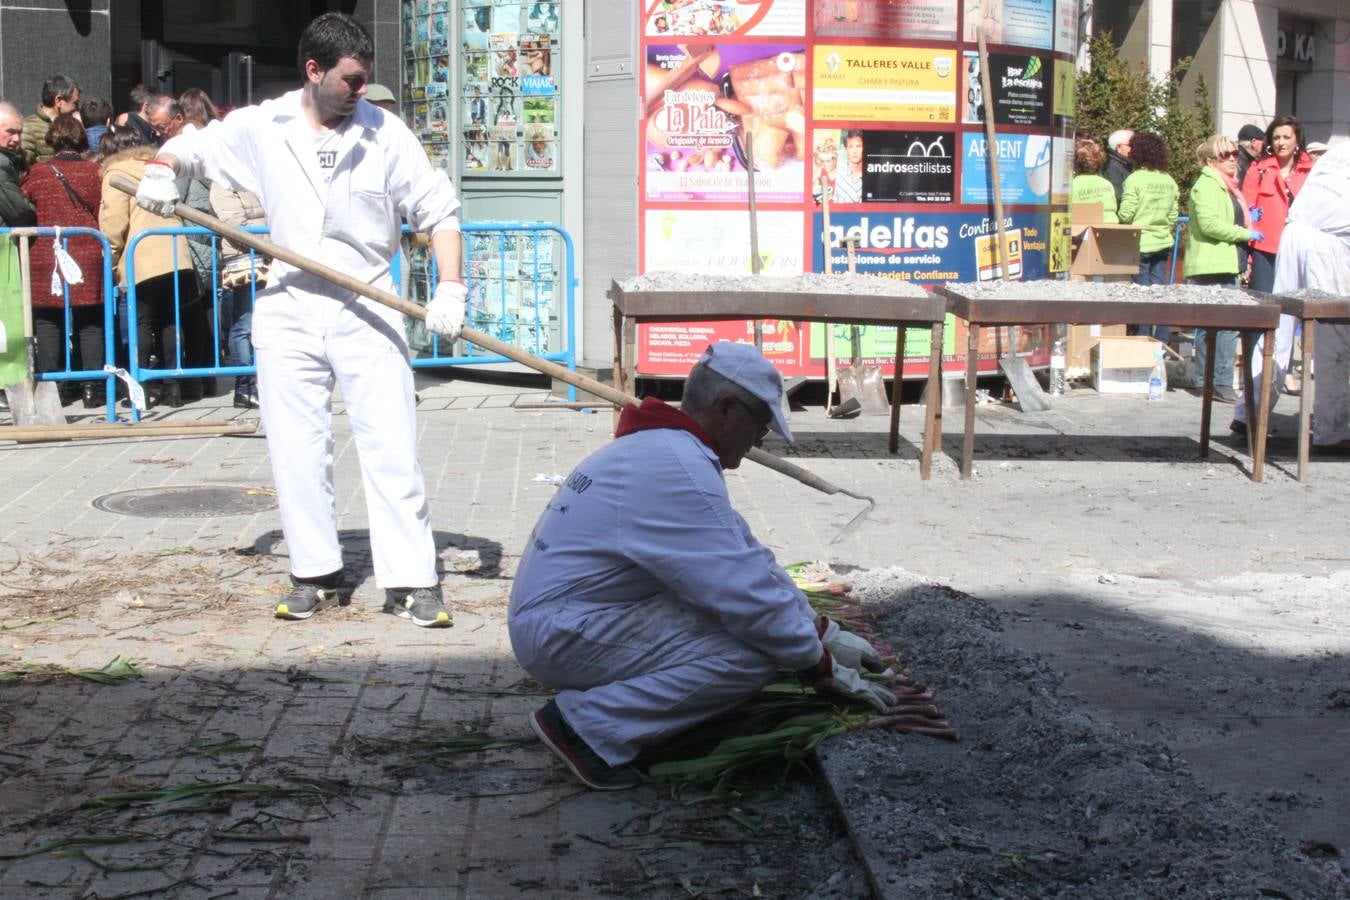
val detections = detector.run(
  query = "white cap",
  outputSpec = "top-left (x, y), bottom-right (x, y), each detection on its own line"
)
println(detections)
top-left (696, 341), bottom-right (794, 443)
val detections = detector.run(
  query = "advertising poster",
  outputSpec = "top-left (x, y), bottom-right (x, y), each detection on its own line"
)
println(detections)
top-left (813, 45), bottom-right (958, 123)
top-left (850, 129), bottom-right (956, 203)
top-left (1048, 211), bottom-right (1071, 273)
top-left (961, 51), bottom-right (1051, 126)
top-left (644, 208), bottom-right (804, 275)
top-left (1052, 59), bottom-right (1075, 119)
top-left (1050, 134), bottom-right (1071, 205)
top-left (805, 319), bottom-right (959, 369)
top-left (810, 210), bottom-right (1049, 283)
top-left (644, 44), bottom-right (807, 202)
top-left (962, 0), bottom-right (1053, 50)
top-left (814, 0), bottom-right (957, 41)
top-left (960, 131), bottom-right (1053, 205)
top-left (1053, 0), bottom-right (1078, 55)
top-left (643, 0), bottom-right (806, 37)
top-left (639, 208), bottom-right (806, 375)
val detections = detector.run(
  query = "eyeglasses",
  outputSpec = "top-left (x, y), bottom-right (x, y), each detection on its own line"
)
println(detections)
top-left (1215, 150), bottom-right (1239, 160)
top-left (731, 394), bottom-right (771, 442)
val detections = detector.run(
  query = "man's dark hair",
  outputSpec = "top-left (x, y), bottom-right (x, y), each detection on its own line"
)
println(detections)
top-left (80, 96), bottom-right (114, 126)
top-left (44, 112), bottom-right (88, 152)
top-left (41, 75), bottom-right (78, 108)
top-left (128, 83), bottom-right (153, 114)
top-left (297, 12), bottom-right (374, 76)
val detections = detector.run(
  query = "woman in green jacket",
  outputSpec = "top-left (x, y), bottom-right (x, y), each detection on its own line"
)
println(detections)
top-left (1070, 138), bottom-right (1118, 223)
top-left (1118, 132), bottom-right (1179, 340)
top-left (1183, 134), bottom-right (1264, 402)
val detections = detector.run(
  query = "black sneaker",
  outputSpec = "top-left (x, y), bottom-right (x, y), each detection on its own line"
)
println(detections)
top-left (529, 699), bottom-right (640, 791)
top-left (384, 586), bottom-right (452, 628)
top-left (275, 582), bottom-right (337, 620)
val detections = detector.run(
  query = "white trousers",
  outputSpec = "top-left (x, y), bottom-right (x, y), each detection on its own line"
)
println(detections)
top-left (510, 593), bottom-right (779, 766)
top-left (1232, 314), bottom-right (1297, 425)
top-left (256, 301), bottom-right (436, 589)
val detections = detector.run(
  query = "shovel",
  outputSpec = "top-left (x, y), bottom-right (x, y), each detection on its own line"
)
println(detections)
top-left (975, 27), bottom-right (1050, 414)
top-left (819, 180), bottom-right (859, 419)
top-left (837, 237), bottom-right (891, 416)
top-left (108, 173), bottom-right (878, 543)
top-left (3, 236), bottom-right (67, 425)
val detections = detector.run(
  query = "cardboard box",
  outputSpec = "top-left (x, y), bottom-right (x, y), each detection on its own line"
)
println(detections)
top-left (1069, 203), bottom-right (1141, 276)
top-left (1066, 324), bottom-right (1128, 379)
top-left (1091, 336), bottom-right (1162, 394)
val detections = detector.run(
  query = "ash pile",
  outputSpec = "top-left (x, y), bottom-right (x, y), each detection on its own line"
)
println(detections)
top-left (818, 567), bottom-right (1348, 899)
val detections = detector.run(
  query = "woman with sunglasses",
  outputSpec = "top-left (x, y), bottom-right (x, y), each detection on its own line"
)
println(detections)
top-left (1231, 116), bottom-right (1315, 435)
top-left (1181, 135), bottom-right (1264, 403)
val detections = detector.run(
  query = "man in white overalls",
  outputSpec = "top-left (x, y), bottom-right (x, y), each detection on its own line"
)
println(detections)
top-left (137, 14), bottom-right (468, 627)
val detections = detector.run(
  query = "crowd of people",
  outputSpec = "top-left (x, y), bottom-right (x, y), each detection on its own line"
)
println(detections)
top-left (0, 77), bottom-right (267, 409)
top-left (1070, 116), bottom-right (1331, 411)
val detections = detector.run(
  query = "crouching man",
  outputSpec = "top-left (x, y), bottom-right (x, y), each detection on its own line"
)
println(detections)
top-left (509, 341), bottom-right (898, 790)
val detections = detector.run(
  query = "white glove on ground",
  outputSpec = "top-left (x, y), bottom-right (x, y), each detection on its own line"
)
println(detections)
top-left (819, 617), bottom-right (891, 675)
top-left (135, 161), bottom-right (180, 218)
top-left (814, 658), bottom-right (900, 714)
top-left (425, 280), bottom-right (468, 340)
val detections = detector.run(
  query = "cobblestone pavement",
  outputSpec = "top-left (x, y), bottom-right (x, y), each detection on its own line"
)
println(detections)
top-left (2, 374), bottom-right (1347, 898)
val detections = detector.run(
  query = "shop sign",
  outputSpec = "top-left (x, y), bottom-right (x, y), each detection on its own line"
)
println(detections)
top-left (812, 45), bottom-right (958, 123)
top-left (961, 51), bottom-right (1052, 127)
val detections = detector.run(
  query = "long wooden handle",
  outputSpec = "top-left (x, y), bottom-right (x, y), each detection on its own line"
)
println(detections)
top-left (976, 30), bottom-right (1010, 282)
top-left (106, 173), bottom-right (858, 500)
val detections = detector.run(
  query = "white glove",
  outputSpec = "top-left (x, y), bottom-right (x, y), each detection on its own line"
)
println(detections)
top-left (819, 618), bottom-right (891, 675)
top-left (135, 160), bottom-right (180, 218)
top-left (425, 280), bottom-right (468, 340)
top-left (814, 657), bottom-right (900, 714)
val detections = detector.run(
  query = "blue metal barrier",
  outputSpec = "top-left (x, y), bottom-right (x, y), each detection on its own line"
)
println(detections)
top-left (122, 221), bottom-right (577, 421)
top-left (0, 226), bottom-right (118, 421)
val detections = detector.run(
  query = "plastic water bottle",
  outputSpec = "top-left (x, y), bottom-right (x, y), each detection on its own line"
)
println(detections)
top-left (1049, 338), bottom-right (1066, 395)
top-left (1148, 350), bottom-right (1165, 401)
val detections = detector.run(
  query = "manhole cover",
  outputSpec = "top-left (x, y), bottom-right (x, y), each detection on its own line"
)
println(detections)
top-left (92, 485), bottom-right (278, 518)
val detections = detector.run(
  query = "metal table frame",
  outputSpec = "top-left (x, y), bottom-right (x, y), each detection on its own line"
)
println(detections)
top-left (608, 281), bottom-right (949, 479)
top-left (934, 287), bottom-right (1283, 483)
top-left (1272, 292), bottom-right (1350, 482)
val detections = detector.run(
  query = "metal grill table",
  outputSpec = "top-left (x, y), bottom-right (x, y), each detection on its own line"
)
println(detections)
top-left (609, 274), bottom-right (950, 479)
top-left (935, 283), bottom-right (1284, 483)
top-left (1271, 290), bottom-right (1350, 482)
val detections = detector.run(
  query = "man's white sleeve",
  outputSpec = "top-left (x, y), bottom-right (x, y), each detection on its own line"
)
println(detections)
top-left (160, 109), bottom-right (263, 199)
top-left (387, 121), bottom-right (460, 236)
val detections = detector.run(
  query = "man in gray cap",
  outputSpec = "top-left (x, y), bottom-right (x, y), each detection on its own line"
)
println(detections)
top-left (508, 341), bottom-right (900, 790)
top-left (1235, 123), bottom-right (1264, 187)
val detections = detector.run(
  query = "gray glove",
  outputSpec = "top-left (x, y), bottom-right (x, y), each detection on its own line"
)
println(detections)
top-left (814, 658), bottom-right (899, 713)
top-left (820, 618), bottom-right (891, 675)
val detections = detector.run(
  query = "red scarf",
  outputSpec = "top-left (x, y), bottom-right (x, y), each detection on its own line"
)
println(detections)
top-left (614, 397), bottom-right (720, 455)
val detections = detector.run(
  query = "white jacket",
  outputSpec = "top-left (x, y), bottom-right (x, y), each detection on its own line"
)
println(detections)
top-left (162, 90), bottom-right (460, 348)
top-left (508, 426), bottom-right (824, 672)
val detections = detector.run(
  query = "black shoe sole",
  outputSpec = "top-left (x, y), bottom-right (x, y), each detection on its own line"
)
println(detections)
top-left (529, 706), bottom-right (639, 791)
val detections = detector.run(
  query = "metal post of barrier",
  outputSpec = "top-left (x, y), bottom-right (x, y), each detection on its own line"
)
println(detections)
top-left (0, 226), bottom-right (120, 422)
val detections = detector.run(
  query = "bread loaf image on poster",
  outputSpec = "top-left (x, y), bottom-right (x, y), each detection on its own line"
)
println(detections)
top-left (725, 51), bottom-right (806, 170)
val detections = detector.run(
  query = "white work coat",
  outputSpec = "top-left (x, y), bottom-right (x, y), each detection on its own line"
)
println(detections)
top-left (161, 90), bottom-right (460, 349)
top-left (1275, 143), bottom-right (1350, 444)
top-left (509, 426), bottom-right (824, 673)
